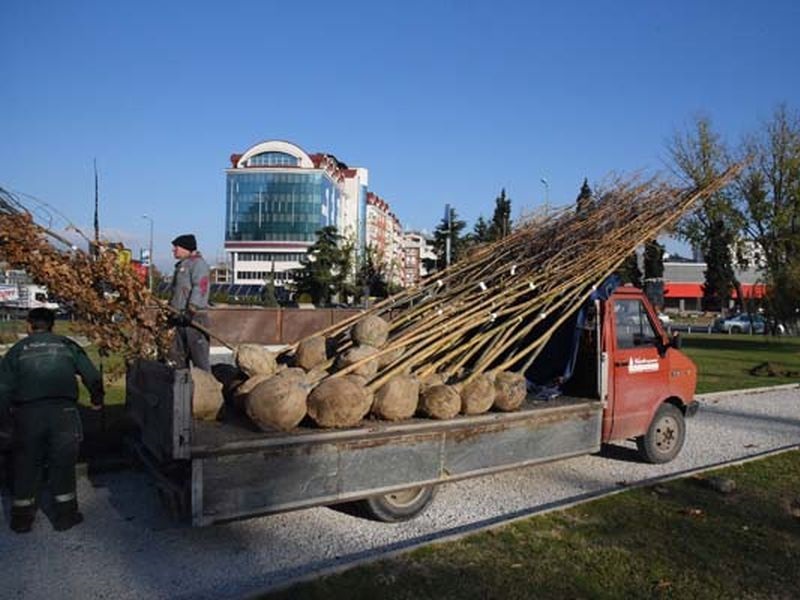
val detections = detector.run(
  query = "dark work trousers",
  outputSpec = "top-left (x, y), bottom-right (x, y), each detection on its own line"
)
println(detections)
top-left (12, 399), bottom-right (82, 510)
top-left (169, 313), bottom-right (210, 372)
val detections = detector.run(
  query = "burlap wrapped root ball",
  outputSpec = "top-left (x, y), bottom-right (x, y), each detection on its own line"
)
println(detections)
top-left (493, 371), bottom-right (527, 412)
top-left (419, 384), bottom-right (461, 420)
top-left (295, 335), bottom-right (328, 371)
top-left (231, 373), bottom-right (273, 411)
top-left (377, 345), bottom-right (405, 369)
top-left (191, 367), bottom-right (224, 421)
top-left (351, 315), bottom-right (390, 348)
top-left (459, 373), bottom-right (496, 415)
top-left (372, 375), bottom-right (419, 421)
top-left (307, 375), bottom-right (371, 428)
top-left (244, 370), bottom-right (308, 432)
top-left (234, 344), bottom-right (277, 377)
top-left (335, 345), bottom-right (379, 378)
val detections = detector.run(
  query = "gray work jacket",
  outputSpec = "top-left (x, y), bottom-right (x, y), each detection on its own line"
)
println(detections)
top-left (169, 253), bottom-right (210, 312)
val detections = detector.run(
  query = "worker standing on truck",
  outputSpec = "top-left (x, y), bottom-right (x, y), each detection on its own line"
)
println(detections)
top-left (168, 233), bottom-right (211, 371)
top-left (0, 307), bottom-right (104, 533)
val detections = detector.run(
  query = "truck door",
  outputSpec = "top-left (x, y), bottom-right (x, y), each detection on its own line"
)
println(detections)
top-left (608, 295), bottom-right (666, 440)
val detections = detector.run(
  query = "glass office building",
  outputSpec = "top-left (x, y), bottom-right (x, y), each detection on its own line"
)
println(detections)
top-left (226, 170), bottom-right (339, 242)
top-left (225, 140), bottom-right (363, 288)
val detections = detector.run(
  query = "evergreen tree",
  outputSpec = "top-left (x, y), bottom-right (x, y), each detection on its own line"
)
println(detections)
top-left (702, 219), bottom-right (737, 312)
top-left (472, 216), bottom-right (491, 244)
top-left (260, 279), bottom-right (279, 307)
top-left (293, 226), bottom-right (348, 305)
top-left (432, 208), bottom-right (468, 269)
top-left (576, 178), bottom-right (594, 215)
top-left (488, 189), bottom-right (512, 241)
top-left (617, 253), bottom-right (642, 288)
top-left (643, 240), bottom-right (665, 310)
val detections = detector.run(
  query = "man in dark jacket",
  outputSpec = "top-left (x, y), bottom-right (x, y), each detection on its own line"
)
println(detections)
top-left (0, 307), bottom-right (104, 533)
top-left (168, 233), bottom-right (211, 371)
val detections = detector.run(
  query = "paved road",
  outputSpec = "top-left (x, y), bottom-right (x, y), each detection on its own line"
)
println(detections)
top-left (1, 386), bottom-right (798, 600)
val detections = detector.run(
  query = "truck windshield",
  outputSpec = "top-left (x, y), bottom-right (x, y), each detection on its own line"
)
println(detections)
top-left (614, 299), bottom-right (659, 349)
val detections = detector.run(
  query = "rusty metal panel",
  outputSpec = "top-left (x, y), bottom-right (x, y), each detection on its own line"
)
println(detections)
top-left (200, 443), bottom-right (340, 521)
top-left (205, 307), bottom-right (362, 345)
top-left (207, 308), bottom-right (281, 345)
top-left (444, 407), bottom-right (601, 475)
top-left (337, 434), bottom-right (442, 494)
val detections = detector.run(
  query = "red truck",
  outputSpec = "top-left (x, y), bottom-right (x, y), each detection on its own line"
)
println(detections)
top-left (126, 285), bottom-right (698, 525)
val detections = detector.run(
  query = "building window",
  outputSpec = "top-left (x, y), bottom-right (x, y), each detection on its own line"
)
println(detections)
top-left (246, 152), bottom-right (300, 167)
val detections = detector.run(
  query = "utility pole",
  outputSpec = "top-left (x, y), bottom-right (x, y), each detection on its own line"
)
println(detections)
top-left (444, 204), bottom-right (452, 268)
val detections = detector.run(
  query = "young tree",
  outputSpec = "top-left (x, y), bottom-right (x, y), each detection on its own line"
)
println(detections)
top-left (472, 216), bottom-right (491, 244)
top-left (293, 226), bottom-right (348, 305)
top-left (488, 189), bottom-right (512, 241)
top-left (667, 116), bottom-right (743, 312)
top-left (432, 208), bottom-right (468, 269)
top-left (356, 245), bottom-right (390, 299)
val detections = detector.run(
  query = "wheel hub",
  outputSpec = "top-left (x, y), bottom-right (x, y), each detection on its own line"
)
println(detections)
top-left (655, 416), bottom-right (678, 453)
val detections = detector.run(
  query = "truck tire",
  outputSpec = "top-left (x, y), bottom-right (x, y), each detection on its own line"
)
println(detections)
top-left (636, 403), bottom-right (686, 464)
top-left (730, 325), bottom-right (742, 334)
top-left (356, 485), bottom-right (437, 522)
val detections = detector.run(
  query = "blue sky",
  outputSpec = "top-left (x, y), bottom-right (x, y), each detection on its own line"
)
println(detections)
top-left (2, 0), bottom-right (799, 271)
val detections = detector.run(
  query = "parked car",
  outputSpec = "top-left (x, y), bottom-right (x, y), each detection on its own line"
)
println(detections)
top-left (714, 314), bottom-right (767, 334)
top-left (657, 312), bottom-right (671, 325)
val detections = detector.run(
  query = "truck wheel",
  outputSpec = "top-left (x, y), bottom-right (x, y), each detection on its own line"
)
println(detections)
top-left (730, 325), bottom-right (742, 334)
top-left (357, 485), bottom-right (436, 522)
top-left (636, 403), bottom-right (686, 464)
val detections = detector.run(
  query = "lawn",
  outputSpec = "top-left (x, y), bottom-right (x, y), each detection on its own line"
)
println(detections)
top-left (682, 333), bottom-right (800, 394)
top-left (265, 450), bottom-right (800, 600)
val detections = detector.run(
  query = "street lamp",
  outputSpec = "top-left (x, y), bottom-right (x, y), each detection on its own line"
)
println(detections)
top-left (141, 214), bottom-right (154, 292)
top-left (540, 177), bottom-right (550, 215)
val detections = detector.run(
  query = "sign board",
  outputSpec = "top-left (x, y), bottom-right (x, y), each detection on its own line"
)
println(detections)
top-left (0, 284), bottom-right (19, 303)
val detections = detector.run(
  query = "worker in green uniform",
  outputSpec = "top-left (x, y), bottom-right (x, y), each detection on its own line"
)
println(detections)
top-left (0, 307), bottom-right (104, 533)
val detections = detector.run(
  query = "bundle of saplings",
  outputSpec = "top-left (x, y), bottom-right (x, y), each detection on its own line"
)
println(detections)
top-left (276, 168), bottom-right (740, 428)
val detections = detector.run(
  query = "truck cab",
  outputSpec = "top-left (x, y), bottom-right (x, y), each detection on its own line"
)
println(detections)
top-left (601, 286), bottom-right (697, 462)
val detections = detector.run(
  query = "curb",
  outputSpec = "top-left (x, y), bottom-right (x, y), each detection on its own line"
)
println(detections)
top-left (696, 382), bottom-right (800, 401)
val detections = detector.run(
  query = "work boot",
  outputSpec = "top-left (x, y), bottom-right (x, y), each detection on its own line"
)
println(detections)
top-left (53, 499), bottom-right (83, 531)
top-left (10, 505), bottom-right (35, 534)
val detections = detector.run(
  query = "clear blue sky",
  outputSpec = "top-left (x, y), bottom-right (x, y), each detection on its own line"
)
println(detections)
top-left (2, 0), bottom-right (799, 271)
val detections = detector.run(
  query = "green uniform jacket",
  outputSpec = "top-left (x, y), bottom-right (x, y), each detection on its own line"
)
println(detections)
top-left (0, 331), bottom-right (104, 412)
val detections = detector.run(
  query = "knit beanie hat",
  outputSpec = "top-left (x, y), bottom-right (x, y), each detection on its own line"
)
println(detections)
top-left (171, 234), bottom-right (197, 252)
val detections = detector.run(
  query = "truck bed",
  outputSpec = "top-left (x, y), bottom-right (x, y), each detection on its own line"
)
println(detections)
top-left (126, 360), bottom-right (603, 526)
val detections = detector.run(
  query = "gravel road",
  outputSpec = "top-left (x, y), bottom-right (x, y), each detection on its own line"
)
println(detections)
top-left (1, 385), bottom-right (798, 600)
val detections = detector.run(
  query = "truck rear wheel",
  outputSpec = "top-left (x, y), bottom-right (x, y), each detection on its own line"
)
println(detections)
top-left (636, 403), bottom-right (686, 464)
top-left (357, 485), bottom-right (436, 522)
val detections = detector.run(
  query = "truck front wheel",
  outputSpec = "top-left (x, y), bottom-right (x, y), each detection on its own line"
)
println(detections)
top-left (357, 485), bottom-right (437, 522)
top-left (636, 403), bottom-right (686, 464)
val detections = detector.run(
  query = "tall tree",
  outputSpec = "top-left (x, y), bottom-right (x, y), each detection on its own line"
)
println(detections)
top-left (736, 105), bottom-right (800, 326)
top-left (488, 189), bottom-right (512, 241)
top-left (667, 116), bottom-right (743, 311)
top-left (293, 226), bottom-right (348, 305)
top-left (432, 208), bottom-right (468, 269)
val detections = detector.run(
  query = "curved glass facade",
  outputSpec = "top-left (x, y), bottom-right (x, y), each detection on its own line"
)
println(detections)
top-left (226, 171), bottom-right (340, 242)
top-left (245, 151), bottom-right (299, 167)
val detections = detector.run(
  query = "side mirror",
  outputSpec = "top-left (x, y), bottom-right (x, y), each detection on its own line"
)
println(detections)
top-left (670, 332), bottom-right (683, 350)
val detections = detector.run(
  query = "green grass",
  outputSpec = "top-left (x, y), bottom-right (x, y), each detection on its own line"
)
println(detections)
top-left (682, 333), bottom-right (800, 394)
top-left (265, 451), bottom-right (800, 600)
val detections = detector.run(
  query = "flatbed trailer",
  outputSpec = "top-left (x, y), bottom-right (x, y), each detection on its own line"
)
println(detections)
top-left (126, 359), bottom-right (602, 526)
